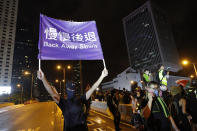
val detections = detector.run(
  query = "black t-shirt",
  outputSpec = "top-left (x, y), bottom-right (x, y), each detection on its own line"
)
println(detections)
top-left (57, 95), bottom-right (87, 130)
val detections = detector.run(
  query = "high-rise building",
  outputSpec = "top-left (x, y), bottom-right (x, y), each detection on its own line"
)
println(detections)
top-left (11, 26), bottom-right (37, 100)
top-left (0, 0), bottom-right (18, 94)
top-left (123, 1), bottom-right (181, 72)
top-left (71, 61), bottom-right (81, 96)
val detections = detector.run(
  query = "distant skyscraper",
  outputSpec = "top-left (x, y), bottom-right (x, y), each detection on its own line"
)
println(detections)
top-left (0, 0), bottom-right (18, 94)
top-left (11, 26), bottom-right (37, 99)
top-left (72, 61), bottom-right (82, 96)
top-left (123, 1), bottom-right (181, 72)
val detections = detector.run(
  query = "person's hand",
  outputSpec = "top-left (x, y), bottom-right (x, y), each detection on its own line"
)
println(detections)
top-left (147, 92), bottom-right (153, 101)
top-left (37, 70), bottom-right (45, 80)
top-left (101, 68), bottom-right (108, 78)
top-left (166, 75), bottom-right (169, 79)
top-left (187, 115), bottom-right (192, 123)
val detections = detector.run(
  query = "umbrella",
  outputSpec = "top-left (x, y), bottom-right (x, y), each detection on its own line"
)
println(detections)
top-left (176, 79), bottom-right (189, 87)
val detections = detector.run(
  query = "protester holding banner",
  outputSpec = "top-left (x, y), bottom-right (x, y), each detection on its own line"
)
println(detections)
top-left (37, 68), bottom-right (108, 131)
top-left (37, 14), bottom-right (109, 131)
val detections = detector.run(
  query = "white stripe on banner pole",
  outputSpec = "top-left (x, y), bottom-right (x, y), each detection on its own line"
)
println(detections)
top-left (39, 59), bottom-right (41, 71)
top-left (102, 59), bottom-right (106, 69)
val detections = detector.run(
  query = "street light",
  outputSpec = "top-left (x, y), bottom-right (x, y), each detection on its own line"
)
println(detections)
top-left (24, 71), bottom-right (30, 75)
top-left (67, 65), bottom-right (71, 70)
top-left (55, 79), bottom-right (63, 96)
top-left (17, 84), bottom-right (21, 88)
top-left (130, 80), bottom-right (134, 84)
top-left (190, 75), bottom-right (194, 79)
top-left (57, 65), bottom-right (61, 70)
top-left (56, 65), bottom-right (72, 97)
top-left (182, 59), bottom-right (197, 77)
top-left (17, 84), bottom-right (23, 104)
top-left (24, 71), bottom-right (34, 100)
top-left (182, 60), bottom-right (189, 65)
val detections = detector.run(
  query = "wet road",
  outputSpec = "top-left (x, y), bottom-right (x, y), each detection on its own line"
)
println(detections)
top-left (88, 110), bottom-right (136, 131)
top-left (0, 102), bottom-right (136, 131)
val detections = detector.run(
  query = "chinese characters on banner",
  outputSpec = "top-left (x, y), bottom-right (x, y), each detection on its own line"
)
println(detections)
top-left (44, 28), bottom-right (97, 42)
top-left (38, 14), bottom-right (104, 60)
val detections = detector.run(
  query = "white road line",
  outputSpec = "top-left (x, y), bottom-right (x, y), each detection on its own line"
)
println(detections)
top-left (90, 110), bottom-right (134, 128)
top-left (0, 105), bottom-right (24, 114)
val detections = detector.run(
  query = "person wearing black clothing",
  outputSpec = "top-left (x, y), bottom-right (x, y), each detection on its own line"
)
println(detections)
top-left (170, 86), bottom-right (192, 131)
top-left (84, 84), bottom-right (92, 119)
top-left (107, 89), bottom-right (121, 131)
top-left (159, 84), bottom-right (171, 107)
top-left (37, 68), bottom-right (108, 131)
top-left (130, 87), bottom-right (147, 130)
top-left (142, 81), bottom-right (179, 131)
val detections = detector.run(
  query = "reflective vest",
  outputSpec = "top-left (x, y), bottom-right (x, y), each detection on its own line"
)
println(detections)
top-left (152, 97), bottom-right (170, 118)
top-left (159, 70), bottom-right (167, 86)
top-left (143, 73), bottom-right (150, 83)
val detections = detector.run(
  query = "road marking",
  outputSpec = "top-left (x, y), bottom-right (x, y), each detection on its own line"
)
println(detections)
top-left (89, 117), bottom-right (106, 124)
top-left (90, 110), bottom-right (133, 128)
top-left (87, 120), bottom-right (95, 126)
top-left (107, 126), bottom-right (115, 131)
top-left (93, 128), bottom-right (105, 131)
top-left (17, 127), bottom-right (40, 131)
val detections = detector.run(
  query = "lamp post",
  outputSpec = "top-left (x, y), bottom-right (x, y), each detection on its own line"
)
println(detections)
top-left (17, 84), bottom-right (23, 104)
top-left (24, 71), bottom-right (34, 99)
top-left (55, 79), bottom-right (64, 96)
top-left (182, 60), bottom-right (197, 77)
top-left (56, 65), bottom-right (71, 97)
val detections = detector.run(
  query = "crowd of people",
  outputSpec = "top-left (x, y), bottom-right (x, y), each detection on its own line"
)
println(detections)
top-left (98, 65), bottom-right (197, 131)
top-left (37, 64), bottom-right (197, 131)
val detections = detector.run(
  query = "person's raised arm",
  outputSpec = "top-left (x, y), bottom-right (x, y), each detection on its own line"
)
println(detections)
top-left (37, 70), bottom-right (60, 104)
top-left (86, 68), bottom-right (108, 100)
top-left (180, 98), bottom-right (192, 122)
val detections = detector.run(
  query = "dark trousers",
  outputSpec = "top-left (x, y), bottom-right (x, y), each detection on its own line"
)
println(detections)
top-left (146, 113), bottom-right (171, 131)
top-left (111, 110), bottom-right (121, 131)
top-left (66, 124), bottom-right (88, 131)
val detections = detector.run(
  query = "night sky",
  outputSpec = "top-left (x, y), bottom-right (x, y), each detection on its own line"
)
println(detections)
top-left (17, 0), bottom-right (197, 86)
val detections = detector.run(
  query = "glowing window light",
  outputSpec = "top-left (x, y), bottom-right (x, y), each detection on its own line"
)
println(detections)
top-left (0, 86), bottom-right (11, 95)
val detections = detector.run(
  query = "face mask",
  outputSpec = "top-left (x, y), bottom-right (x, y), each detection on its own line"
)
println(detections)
top-left (160, 85), bottom-right (167, 91)
top-left (66, 82), bottom-right (76, 99)
top-left (154, 89), bottom-right (159, 97)
top-left (67, 90), bottom-right (75, 99)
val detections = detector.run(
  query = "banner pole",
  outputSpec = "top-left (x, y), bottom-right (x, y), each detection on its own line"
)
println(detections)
top-left (38, 14), bottom-right (42, 72)
top-left (102, 59), bottom-right (106, 69)
top-left (39, 59), bottom-right (41, 71)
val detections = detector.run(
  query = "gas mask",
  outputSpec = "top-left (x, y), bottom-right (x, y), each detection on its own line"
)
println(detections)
top-left (160, 85), bottom-right (167, 91)
top-left (154, 89), bottom-right (159, 97)
top-left (148, 88), bottom-right (159, 97)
